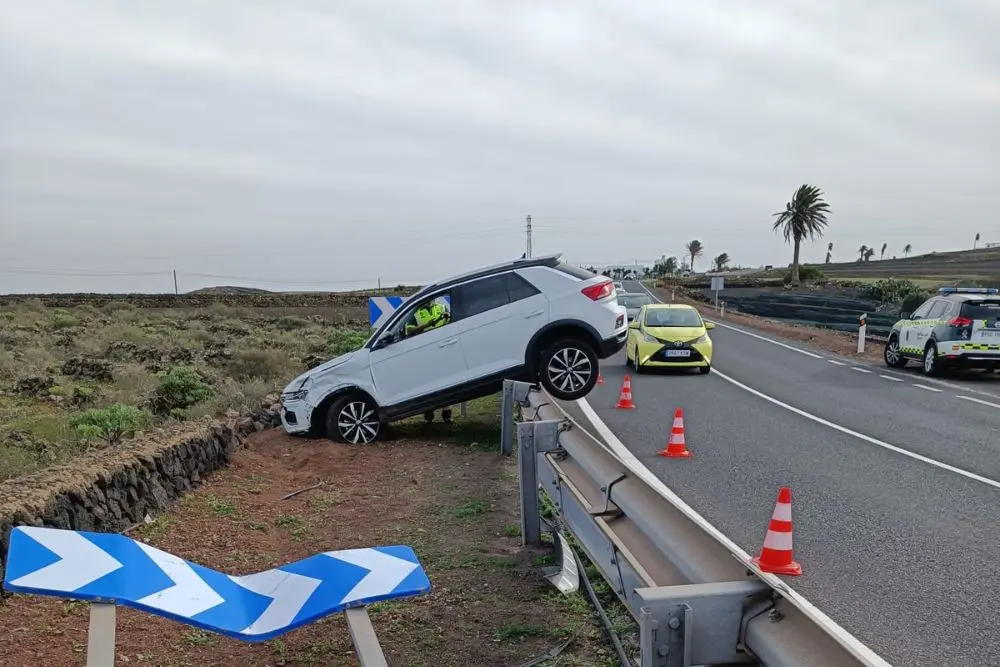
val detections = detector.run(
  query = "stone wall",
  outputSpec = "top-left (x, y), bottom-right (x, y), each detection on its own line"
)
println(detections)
top-left (0, 414), bottom-right (270, 587)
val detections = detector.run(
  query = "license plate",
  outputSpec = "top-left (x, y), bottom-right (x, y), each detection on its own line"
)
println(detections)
top-left (665, 349), bottom-right (691, 358)
top-left (980, 330), bottom-right (1000, 338)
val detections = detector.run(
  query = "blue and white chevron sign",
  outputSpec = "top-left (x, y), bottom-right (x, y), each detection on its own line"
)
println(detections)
top-left (368, 296), bottom-right (410, 328)
top-left (3, 526), bottom-right (431, 641)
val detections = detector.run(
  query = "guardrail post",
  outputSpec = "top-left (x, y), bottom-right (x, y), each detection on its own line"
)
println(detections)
top-left (858, 313), bottom-right (867, 353)
top-left (501, 380), bottom-right (516, 455)
top-left (86, 603), bottom-right (116, 667)
top-left (517, 420), bottom-right (562, 546)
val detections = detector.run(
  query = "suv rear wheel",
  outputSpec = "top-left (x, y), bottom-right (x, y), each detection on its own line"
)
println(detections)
top-left (539, 339), bottom-right (599, 400)
top-left (325, 394), bottom-right (381, 444)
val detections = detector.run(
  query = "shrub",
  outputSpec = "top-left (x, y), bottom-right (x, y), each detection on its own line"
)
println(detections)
top-left (69, 404), bottom-right (149, 447)
top-left (226, 348), bottom-right (290, 381)
top-left (901, 291), bottom-right (931, 315)
top-left (102, 300), bottom-right (135, 313)
top-left (860, 278), bottom-right (925, 304)
top-left (51, 310), bottom-right (77, 330)
top-left (276, 316), bottom-right (309, 331)
top-left (151, 365), bottom-right (215, 415)
top-left (48, 385), bottom-right (67, 397)
top-left (327, 328), bottom-right (369, 356)
top-left (783, 265), bottom-right (826, 284)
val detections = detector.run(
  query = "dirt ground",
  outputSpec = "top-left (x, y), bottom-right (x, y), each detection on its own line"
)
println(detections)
top-left (0, 416), bottom-right (617, 667)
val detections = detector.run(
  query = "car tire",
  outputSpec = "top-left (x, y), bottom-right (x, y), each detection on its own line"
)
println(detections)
top-left (884, 336), bottom-right (907, 368)
top-left (698, 364), bottom-right (711, 375)
top-left (922, 342), bottom-right (939, 377)
top-left (625, 344), bottom-right (633, 368)
top-left (325, 394), bottom-right (381, 445)
top-left (539, 339), bottom-right (599, 400)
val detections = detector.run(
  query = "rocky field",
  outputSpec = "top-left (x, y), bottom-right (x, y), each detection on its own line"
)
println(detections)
top-left (0, 299), bottom-right (371, 481)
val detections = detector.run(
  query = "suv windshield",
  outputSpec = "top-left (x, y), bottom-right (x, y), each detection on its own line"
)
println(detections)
top-left (960, 300), bottom-right (1000, 320)
top-left (645, 308), bottom-right (703, 327)
top-left (617, 294), bottom-right (653, 308)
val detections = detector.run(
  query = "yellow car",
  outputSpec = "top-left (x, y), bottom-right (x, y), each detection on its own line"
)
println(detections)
top-left (626, 304), bottom-right (715, 374)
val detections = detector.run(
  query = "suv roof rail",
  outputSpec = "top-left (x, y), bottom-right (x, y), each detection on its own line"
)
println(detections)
top-left (938, 287), bottom-right (999, 295)
top-left (414, 253), bottom-right (564, 296)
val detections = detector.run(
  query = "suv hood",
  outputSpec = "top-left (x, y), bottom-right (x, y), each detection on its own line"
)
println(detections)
top-left (282, 350), bottom-right (358, 393)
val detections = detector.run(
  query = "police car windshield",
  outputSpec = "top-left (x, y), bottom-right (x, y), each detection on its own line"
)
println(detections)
top-left (617, 294), bottom-right (653, 308)
top-left (645, 308), bottom-right (703, 327)
top-left (960, 300), bottom-right (1000, 319)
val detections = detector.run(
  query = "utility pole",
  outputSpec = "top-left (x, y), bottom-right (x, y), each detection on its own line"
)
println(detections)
top-left (525, 215), bottom-right (532, 259)
top-left (173, 270), bottom-right (178, 295)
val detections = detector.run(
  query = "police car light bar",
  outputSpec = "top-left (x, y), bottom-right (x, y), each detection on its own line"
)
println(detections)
top-left (937, 287), bottom-right (999, 295)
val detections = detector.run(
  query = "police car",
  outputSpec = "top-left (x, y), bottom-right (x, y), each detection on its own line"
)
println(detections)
top-left (883, 287), bottom-right (1000, 376)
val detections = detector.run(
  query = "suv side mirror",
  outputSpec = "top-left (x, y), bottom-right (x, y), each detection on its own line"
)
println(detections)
top-left (372, 336), bottom-right (392, 350)
top-left (628, 320), bottom-right (640, 330)
top-left (705, 321), bottom-right (716, 330)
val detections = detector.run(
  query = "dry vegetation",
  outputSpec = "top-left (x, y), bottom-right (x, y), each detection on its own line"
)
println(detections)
top-left (0, 299), bottom-right (370, 481)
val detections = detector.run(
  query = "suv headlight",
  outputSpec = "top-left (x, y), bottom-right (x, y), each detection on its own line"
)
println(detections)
top-left (282, 389), bottom-right (309, 402)
top-left (643, 331), bottom-right (658, 343)
top-left (693, 333), bottom-right (709, 344)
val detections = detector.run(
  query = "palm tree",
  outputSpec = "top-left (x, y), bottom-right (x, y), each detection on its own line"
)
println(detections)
top-left (903, 243), bottom-right (912, 257)
top-left (864, 247), bottom-right (875, 262)
top-left (975, 232), bottom-right (980, 249)
top-left (858, 244), bottom-right (868, 261)
top-left (880, 242), bottom-right (887, 260)
top-left (772, 184), bottom-right (831, 285)
top-left (825, 242), bottom-right (833, 264)
top-left (712, 253), bottom-right (730, 272)
top-left (685, 240), bottom-right (704, 272)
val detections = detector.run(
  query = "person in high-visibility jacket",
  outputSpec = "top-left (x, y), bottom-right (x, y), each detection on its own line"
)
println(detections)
top-left (405, 300), bottom-right (454, 423)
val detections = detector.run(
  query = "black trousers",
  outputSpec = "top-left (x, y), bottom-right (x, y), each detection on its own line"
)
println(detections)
top-left (424, 407), bottom-right (453, 422)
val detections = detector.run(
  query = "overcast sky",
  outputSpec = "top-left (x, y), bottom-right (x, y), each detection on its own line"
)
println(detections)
top-left (1, 0), bottom-right (998, 293)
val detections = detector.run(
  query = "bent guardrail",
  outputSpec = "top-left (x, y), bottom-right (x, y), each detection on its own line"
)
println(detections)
top-left (3, 526), bottom-right (431, 667)
top-left (503, 379), bottom-right (892, 667)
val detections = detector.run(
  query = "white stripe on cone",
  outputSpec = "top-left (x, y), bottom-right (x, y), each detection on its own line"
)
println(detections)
top-left (773, 502), bottom-right (792, 522)
top-left (763, 530), bottom-right (793, 551)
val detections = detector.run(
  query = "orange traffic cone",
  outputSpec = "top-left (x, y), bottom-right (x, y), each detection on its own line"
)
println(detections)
top-left (597, 373), bottom-right (605, 385)
top-left (752, 487), bottom-right (802, 576)
top-left (614, 375), bottom-right (636, 409)
top-left (658, 408), bottom-right (692, 458)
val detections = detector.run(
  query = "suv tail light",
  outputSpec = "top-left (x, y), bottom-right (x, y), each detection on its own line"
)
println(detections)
top-left (582, 279), bottom-right (614, 301)
top-left (949, 316), bottom-right (974, 327)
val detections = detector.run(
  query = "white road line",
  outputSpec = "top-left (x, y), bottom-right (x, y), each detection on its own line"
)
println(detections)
top-left (710, 368), bottom-right (1000, 491)
top-left (850, 367), bottom-right (872, 374)
top-left (632, 282), bottom-right (825, 359)
top-left (913, 384), bottom-right (943, 393)
top-left (573, 396), bottom-right (892, 667)
top-left (828, 359), bottom-right (846, 366)
top-left (956, 395), bottom-right (1000, 409)
top-left (880, 375), bottom-right (904, 382)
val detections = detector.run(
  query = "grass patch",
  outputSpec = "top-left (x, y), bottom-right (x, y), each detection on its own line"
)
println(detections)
top-left (492, 622), bottom-right (547, 643)
top-left (207, 496), bottom-right (238, 517)
top-left (451, 498), bottom-right (490, 519)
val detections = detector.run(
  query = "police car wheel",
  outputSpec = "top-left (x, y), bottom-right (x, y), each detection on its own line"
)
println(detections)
top-left (922, 343), bottom-right (939, 377)
top-left (325, 395), bottom-right (381, 445)
top-left (539, 339), bottom-right (599, 400)
top-left (884, 337), bottom-right (907, 368)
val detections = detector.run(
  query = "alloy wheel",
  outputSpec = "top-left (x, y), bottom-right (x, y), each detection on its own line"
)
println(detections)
top-left (547, 346), bottom-right (593, 394)
top-left (337, 400), bottom-right (380, 444)
top-left (885, 340), bottom-right (901, 365)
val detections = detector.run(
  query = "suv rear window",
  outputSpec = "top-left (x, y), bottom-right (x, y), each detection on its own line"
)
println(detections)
top-left (960, 300), bottom-right (1000, 319)
top-left (553, 262), bottom-right (595, 280)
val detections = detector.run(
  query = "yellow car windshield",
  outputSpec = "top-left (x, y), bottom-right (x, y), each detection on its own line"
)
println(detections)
top-left (644, 309), bottom-right (703, 327)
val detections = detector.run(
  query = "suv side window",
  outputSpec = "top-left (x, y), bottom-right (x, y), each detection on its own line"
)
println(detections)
top-left (507, 272), bottom-right (541, 303)
top-left (925, 300), bottom-right (949, 320)
top-left (910, 299), bottom-right (936, 319)
top-left (455, 275), bottom-right (510, 319)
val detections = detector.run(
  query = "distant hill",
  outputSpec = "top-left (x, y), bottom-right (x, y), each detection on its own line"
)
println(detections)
top-left (187, 286), bottom-right (274, 295)
top-left (808, 246), bottom-right (1000, 279)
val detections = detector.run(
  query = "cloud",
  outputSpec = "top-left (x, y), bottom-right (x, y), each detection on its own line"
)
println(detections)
top-left (0, 0), bottom-right (997, 292)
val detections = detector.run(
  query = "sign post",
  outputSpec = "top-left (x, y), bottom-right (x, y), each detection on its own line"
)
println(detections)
top-left (710, 276), bottom-right (725, 311)
top-left (858, 313), bottom-right (867, 353)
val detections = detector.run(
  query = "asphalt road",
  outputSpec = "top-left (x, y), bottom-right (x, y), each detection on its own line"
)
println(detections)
top-left (573, 281), bottom-right (1000, 666)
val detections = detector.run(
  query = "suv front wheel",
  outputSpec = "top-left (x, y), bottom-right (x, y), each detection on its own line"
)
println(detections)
top-left (884, 336), bottom-right (908, 368)
top-left (325, 394), bottom-right (381, 444)
top-left (538, 339), bottom-right (599, 400)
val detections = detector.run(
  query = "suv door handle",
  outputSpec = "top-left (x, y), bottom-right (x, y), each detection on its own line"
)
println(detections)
top-left (524, 309), bottom-right (545, 319)
top-left (438, 338), bottom-right (458, 348)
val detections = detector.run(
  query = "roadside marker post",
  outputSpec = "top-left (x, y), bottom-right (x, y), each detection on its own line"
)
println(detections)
top-left (858, 313), bottom-right (867, 354)
top-left (720, 300), bottom-right (726, 318)
top-left (710, 276), bottom-right (725, 311)
top-left (3, 526), bottom-right (431, 666)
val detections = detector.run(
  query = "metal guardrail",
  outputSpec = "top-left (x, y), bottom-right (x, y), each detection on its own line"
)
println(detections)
top-left (501, 380), bottom-right (892, 667)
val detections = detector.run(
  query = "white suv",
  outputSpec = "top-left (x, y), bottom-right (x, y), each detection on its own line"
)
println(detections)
top-left (280, 254), bottom-right (627, 443)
